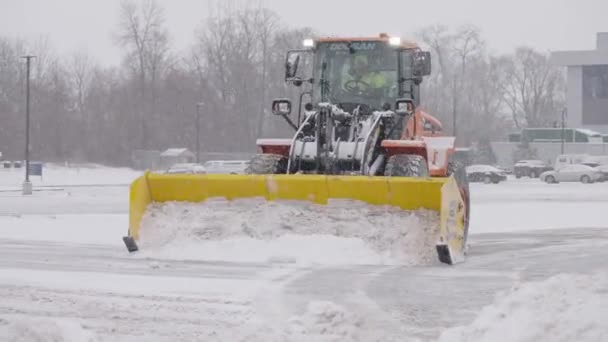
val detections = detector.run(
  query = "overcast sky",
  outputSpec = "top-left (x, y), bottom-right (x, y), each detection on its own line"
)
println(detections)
top-left (1, 0), bottom-right (607, 66)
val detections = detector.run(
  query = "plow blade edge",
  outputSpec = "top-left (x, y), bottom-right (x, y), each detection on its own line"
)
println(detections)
top-left (125, 172), bottom-right (467, 265)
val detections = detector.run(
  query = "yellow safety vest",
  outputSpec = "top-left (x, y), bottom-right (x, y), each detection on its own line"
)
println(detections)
top-left (344, 72), bottom-right (387, 90)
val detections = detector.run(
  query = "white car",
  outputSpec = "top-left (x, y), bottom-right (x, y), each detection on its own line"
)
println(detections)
top-left (539, 164), bottom-right (602, 184)
top-left (203, 160), bottom-right (249, 174)
top-left (165, 163), bottom-right (207, 174)
top-left (594, 164), bottom-right (608, 182)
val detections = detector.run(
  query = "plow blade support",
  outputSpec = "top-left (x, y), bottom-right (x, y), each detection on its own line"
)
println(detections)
top-left (127, 172), bottom-right (467, 264)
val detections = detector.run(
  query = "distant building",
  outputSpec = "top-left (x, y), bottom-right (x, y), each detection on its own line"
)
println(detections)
top-left (506, 127), bottom-right (607, 144)
top-left (551, 32), bottom-right (608, 134)
top-left (491, 127), bottom-right (608, 169)
top-left (160, 148), bottom-right (195, 169)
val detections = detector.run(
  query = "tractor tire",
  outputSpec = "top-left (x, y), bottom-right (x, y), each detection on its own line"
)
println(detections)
top-left (447, 159), bottom-right (471, 252)
top-left (383, 154), bottom-right (429, 177)
top-left (245, 154), bottom-right (288, 174)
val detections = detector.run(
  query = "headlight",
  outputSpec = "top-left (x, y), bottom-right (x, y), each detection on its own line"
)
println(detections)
top-left (303, 39), bottom-right (315, 48)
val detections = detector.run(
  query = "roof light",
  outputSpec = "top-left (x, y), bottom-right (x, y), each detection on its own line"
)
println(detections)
top-left (303, 39), bottom-right (315, 48)
top-left (389, 36), bottom-right (401, 46)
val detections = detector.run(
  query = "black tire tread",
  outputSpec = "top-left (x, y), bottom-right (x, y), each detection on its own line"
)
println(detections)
top-left (245, 154), bottom-right (287, 174)
top-left (384, 154), bottom-right (429, 177)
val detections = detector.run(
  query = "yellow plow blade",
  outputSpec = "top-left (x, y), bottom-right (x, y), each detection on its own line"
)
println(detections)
top-left (126, 172), bottom-right (467, 265)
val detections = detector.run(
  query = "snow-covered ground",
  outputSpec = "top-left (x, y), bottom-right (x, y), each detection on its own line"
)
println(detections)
top-left (0, 162), bottom-right (140, 188)
top-left (1, 166), bottom-right (607, 341)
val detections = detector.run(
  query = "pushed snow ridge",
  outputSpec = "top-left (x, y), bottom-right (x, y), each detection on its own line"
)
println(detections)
top-left (138, 198), bottom-right (441, 266)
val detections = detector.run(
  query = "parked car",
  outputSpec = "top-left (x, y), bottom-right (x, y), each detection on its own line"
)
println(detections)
top-left (539, 164), bottom-right (602, 184)
top-left (513, 160), bottom-right (553, 178)
top-left (493, 165), bottom-right (512, 174)
top-left (553, 154), bottom-right (607, 170)
top-left (594, 164), bottom-right (608, 182)
top-left (203, 160), bottom-right (249, 174)
top-left (465, 164), bottom-right (508, 184)
top-left (165, 163), bottom-right (206, 174)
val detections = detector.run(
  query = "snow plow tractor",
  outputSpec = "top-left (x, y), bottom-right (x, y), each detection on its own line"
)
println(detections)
top-left (123, 34), bottom-right (470, 265)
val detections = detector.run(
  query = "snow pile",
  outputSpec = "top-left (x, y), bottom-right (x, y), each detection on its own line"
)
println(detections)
top-left (244, 301), bottom-right (399, 342)
top-left (0, 316), bottom-right (98, 342)
top-left (438, 272), bottom-right (608, 342)
top-left (138, 198), bottom-right (441, 266)
top-left (281, 300), bottom-right (403, 342)
top-left (283, 301), bottom-right (367, 341)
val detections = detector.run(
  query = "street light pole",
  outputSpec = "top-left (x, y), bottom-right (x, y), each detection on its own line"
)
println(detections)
top-left (21, 55), bottom-right (35, 195)
top-left (561, 108), bottom-right (566, 155)
top-left (452, 78), bottom-right (458, 140)
top-left (196, 102), bottom-right (203, 163)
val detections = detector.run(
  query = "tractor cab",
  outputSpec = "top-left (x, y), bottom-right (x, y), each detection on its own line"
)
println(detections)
top-left (259, 34), bottom-right (440, 175)
top-left (309, 39), bottom-right (403, 112)
top-left (280, 34), bottom-right (430, 116)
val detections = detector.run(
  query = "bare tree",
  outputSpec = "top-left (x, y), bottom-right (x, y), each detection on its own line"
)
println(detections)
top-left (416, 25), bottom-right (485, 142)
top-left (70, 51), bottom-right (91, 112)
top-left (0, 37), bottom-right (28, 160)
top-left (451, 26), bottom-right (484, 140)
top-left (500, 47), bottom-right (565, 128)
top-left (417, 25), bottom-right (453, 80)
top-left (116, 0), bottom-right (170, 149)
top-left (0, 6), bottom-right (567, 168)
top-left (252, 7), bottom-right (279, 137)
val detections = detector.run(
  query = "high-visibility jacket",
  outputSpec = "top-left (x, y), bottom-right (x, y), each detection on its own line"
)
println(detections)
top-left (343, 71), bottom-right (387, 90)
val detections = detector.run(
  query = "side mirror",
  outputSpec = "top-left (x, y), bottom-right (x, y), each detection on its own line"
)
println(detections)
top-left (412, 51), bottom-right (431, 77)
top-left (272, 99), bottom-right (292, 116)
top-left (395, 98), bottom-right (415, 116)
top-left (285, 52), bottom-right (300, 80)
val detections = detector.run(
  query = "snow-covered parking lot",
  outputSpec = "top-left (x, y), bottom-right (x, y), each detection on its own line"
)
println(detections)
top-left (1, 165), bottom-right (607, 341)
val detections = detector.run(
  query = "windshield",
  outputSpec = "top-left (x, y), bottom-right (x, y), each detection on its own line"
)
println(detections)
top-left (311, 41), bottom-right (411, 111)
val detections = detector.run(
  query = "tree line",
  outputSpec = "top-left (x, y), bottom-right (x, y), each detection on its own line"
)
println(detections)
top-left (0, 0), bottom-right (565, 166)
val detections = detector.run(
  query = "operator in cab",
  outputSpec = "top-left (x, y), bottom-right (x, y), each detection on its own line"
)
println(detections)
top-left (342, 55), bottom-right (387, 96)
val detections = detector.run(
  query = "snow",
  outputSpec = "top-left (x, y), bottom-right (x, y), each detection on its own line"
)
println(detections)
top-left (469, 178), bottom-right (608, 233)
top-left (137, 198), bottom-right (441, 266)
top-left (575, 128), bottom-right (602, 136)
top-left (0, 163), bottom-right (141, 188)
top-left (0, 267), bottom-right (269, 299)
top-left (0, 164), bottom-right (607, 341)
top-left (256, 138), bottom-right (292, 146)
top-left (160, 148), bottom-right (193, 157)
top-left (438, 272), bottom-right (608, 342)
top-left (0, 214), bottom-right (126, 245)
top-left (0, 316), bottom-right (98, 342)
top-left (284, 301), bottom-right (368, 341)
